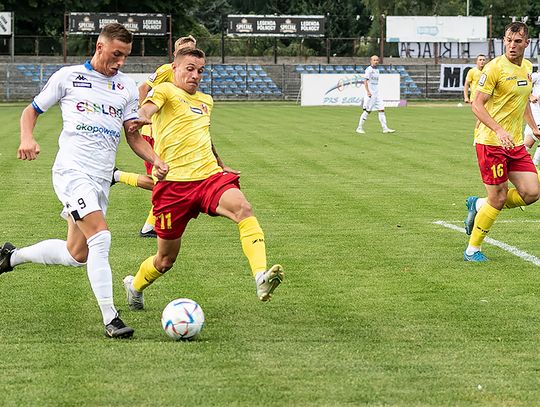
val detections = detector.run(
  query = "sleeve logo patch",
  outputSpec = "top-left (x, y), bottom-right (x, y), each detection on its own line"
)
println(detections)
top-left (517, 80), bottom-right (528, 86)
top-left (478, 73), bottom-right (487, 86)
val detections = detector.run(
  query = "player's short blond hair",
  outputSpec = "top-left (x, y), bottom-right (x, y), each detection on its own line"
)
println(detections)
top-left (174, 35), bottom-right (197, 53)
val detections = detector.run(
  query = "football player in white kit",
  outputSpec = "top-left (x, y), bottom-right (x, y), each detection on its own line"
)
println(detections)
top-left (0, 23), bottom-right (168, 338)
top-left (523, 71), bottom-right (540, 165)
top-left (356, 55), bottom-right (395, 134)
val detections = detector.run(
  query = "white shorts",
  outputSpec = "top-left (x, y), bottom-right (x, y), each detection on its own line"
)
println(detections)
top-left (363, 94), bottom-right (384, 111)
top-left (525, 110), bottom-right (540, 139)
top-left (52, 169), bottom-right (110, 221)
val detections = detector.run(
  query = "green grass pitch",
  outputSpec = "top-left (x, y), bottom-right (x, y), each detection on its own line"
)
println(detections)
top-left (2, 101), bottom-right (540, 406)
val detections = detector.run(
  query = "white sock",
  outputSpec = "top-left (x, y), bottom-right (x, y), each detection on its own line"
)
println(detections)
top-left (534, 148), bottom-right (540, 166)
top-left (466, 245), bottom-right (481, 255)
top-left (86, 230), bottom-right (117, 325)
top-left (475, 198), bottom-right (486, 212)
top-left (113, 169), bottom-right (121, 183)
top-left (378, 112), bottom-right (388, 130)
top-left (358, 111), bottom-right (368, 129)
top-left (140, 223), bottom-right (154, 233)
top-left (10, 239), bottom-right (85, 267)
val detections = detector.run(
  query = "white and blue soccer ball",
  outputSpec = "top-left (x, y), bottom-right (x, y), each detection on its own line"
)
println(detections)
top-left (161, 298), bottom-right (205, 340)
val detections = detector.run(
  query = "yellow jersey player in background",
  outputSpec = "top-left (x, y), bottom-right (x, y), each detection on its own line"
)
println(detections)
top-left (463, 54), bottom-right (487, 104)
top-left (463, 21), bottom-right (540, 261)
top-left (122, 47), bottom-right (284, 307)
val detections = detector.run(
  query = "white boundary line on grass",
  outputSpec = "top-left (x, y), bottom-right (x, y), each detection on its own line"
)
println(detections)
top-left (433, 220), bottom-right (540, 267)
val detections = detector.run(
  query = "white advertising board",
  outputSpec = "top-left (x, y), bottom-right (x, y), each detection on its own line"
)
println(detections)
top-left (398, 39), bottom-right (540, 59)
top-left (0, 12), bottom-right (13, 35)
top-left (438, 64), bottom-right (474, 91)
top-left (387, 16), bottom-right (487, 43)
top-left (300, 73), bottom-right (400, 107)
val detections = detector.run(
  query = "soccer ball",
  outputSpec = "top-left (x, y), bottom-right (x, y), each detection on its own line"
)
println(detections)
top-left (161, 298), bottom-right (205, 340)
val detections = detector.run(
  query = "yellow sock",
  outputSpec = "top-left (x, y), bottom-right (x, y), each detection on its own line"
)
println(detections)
top-left (133, 256), bottom-right (163, 292)
top-left (119, 171), bottom-right (139, 187)
top-left (504, 188), bottom-right (526, 208)
top-left (238, 216), bottom-right (267, 275)
top-left (145, 206), bottom-right (155, 227)
top-left (469, 203), bottom-right (500, 247)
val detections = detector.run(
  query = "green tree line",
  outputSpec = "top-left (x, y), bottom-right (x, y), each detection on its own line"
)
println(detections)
top-left (0, 0), bottom-right (538, 57)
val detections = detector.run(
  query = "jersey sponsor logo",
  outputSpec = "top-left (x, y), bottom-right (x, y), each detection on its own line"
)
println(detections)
top-left (190, 107), bottom-right (203, 114)
top-left (73, 81), bottom-right (92, 88)
top-left (75, 101), bottom-right (124, 118)
top-left (517, 80), bottom-right (528, 86)
top-left (107, 81), bottom-right (125, 91)
top-left (75, 74), bottom-right (88, 81)
top-left (75, 122), bottom-right (121, 138)
top-left (506, 76), bottom-right (517, 81)
top-left (478, 73), bottom-right (487, 86)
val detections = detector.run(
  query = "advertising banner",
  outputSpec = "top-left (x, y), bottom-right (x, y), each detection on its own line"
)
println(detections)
top-left (227, 15), bottom-right (325, 37)
top-left (398, 39), bottom-right (540, 59)
top-left (69, 13), bottom-right (167, 36)
top-left (301, 74), bottom-right (400, 106)
top-left (439, 64), bottom-right (475, 91)
top-left (387, 16), bottom-right (487, 43)
top-left (0, 12), bottom-right (13, 35)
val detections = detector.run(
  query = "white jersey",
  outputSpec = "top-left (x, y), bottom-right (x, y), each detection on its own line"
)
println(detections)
top-left (364, 65), bottom-right (379, 95)
top-left (32, 61), bottom-right (139, 180)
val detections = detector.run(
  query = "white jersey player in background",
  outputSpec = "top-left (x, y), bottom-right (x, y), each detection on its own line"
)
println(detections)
top-left (523, 71), bottom-right (540, 165)
top-left (356, 55), bottom-right (395, 134)
top-left (0, 23), bottom-right (168, 338)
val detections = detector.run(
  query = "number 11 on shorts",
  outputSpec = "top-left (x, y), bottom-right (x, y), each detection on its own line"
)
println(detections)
top-left (157, 212), bottom-right (172, 229)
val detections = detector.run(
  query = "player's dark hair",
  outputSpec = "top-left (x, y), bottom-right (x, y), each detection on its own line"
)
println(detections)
top-left (174, 47), bottom-right (206, 61)
top-left (477, 54), bottom-right (486, 59)
top-left (504, 21), bottom-right (528, 38)
top-left (99, 23), bottom-right (133, 44)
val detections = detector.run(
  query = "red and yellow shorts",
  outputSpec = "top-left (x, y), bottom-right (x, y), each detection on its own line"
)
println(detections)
top-left (475, 144), bottom-right (536, 185)
top-left (152, 172), bottom-right (240, 239)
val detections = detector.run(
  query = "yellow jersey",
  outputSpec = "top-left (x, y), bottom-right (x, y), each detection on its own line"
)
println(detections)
top-left (474, 55), bottom-right (533, 146)
top-left (144, 82), bottom-right (221, 182)
top-left (465, 66), bottom-right (483, 100)
top-left (145, 63), bottom-right (174, 88)
top-left (141, 63), bottom-right (175, 137)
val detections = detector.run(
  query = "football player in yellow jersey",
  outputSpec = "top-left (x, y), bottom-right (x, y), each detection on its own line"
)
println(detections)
top-left (463, 22), bottom-right (540, 262)
top-left (122, 47), bottom-right (283, 305)
top-left (463, 54), bottom-right (487, 104)
top-left (113, 36), bottom-right (197, 238)
top-left (113, 36), bottom-right (238, 237)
